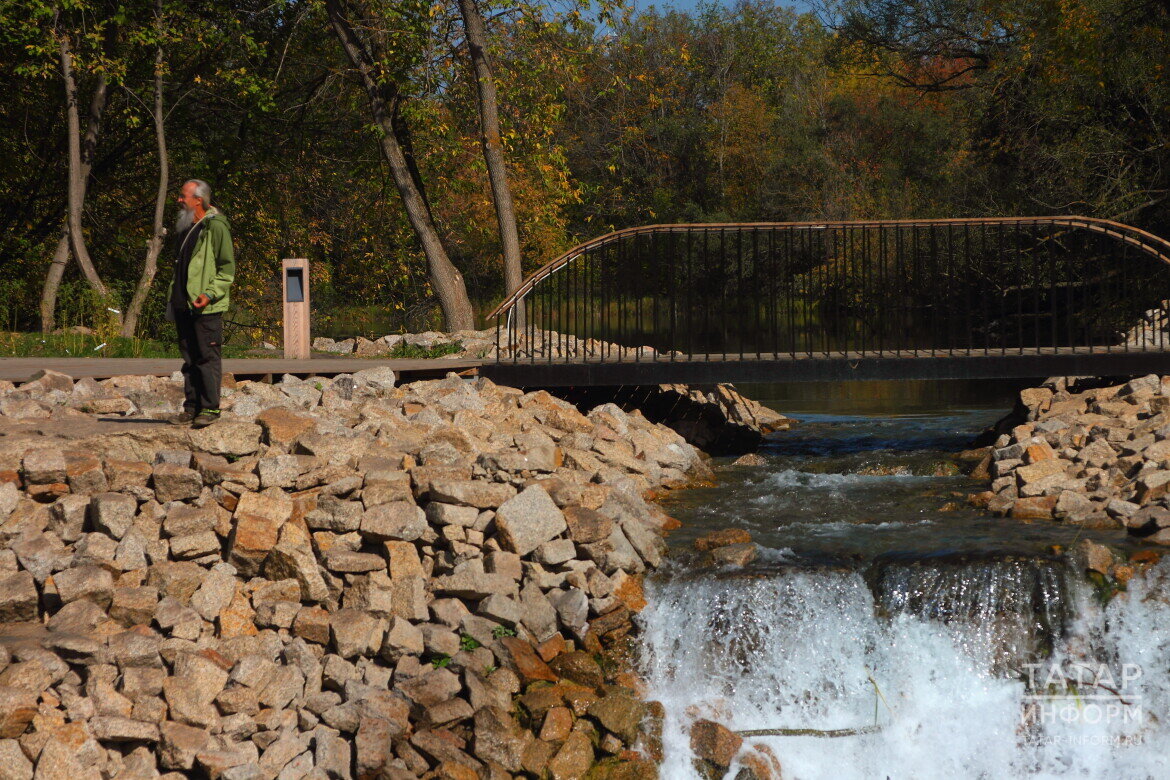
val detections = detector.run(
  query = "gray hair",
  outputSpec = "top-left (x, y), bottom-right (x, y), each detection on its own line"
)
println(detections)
top-left (186, 179), bottom-right (212, 209)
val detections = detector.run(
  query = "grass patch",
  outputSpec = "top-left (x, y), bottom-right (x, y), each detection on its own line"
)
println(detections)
top-left (0, 331), bottom-right (251, 359)
top-left (386, 341), bottom-right (463, 359)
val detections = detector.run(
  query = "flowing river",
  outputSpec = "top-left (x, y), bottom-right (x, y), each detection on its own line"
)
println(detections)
top-left (643, 381), bottom-right (1170, 779)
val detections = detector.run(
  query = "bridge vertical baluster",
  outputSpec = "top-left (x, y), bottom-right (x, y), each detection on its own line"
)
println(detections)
top-left (668, 229), bottom-right (676, 362)
top-left (1123, 238), bottom-right (1131, 353)
top-left (820, 226), bottom-right (826, 358)
top-left (559, 256), bottom-right (566, 361)
top-left (652, 230), bottom-right (660, 362)
top-left (1047, 221), bottom-right (1057, 353)
top-left (599, 242), bottom-right (607, 362)
top-left (621, 235), bottom-right (626, 362)
top-left (569, 248), bottom-right (576, 361)
top-left (1029, 221), bottom-right (1038, 355)
top-left (768, 228), bottom-right (777, 359)
top-left (985, 223), bottom-right (994, 355)
top-left (855, 225), bottom-right (862, 356)
top-left (930, 224), bottom-right (938, 355)
top-left (760, 228), bottom-right (768, 358)
top-left (962, 223), bottom-right (971, 355)
top-left (558, 250), bottom-right (565, 363)
top-left (1066, 226), bottom-right (1075, 353)
top-left (840, 225), bottom-right (847, 356)
top-left (736, 228), bottom-right (744, 361)
top-left (863, 224), bottom-right (872, 357)
top-left (582, 249), bottom-right (589, 359)
top-left (911, 224), bottom-right (920, 357)
top-left (840, 225), bottom-right (848, 360)
top-left (613, 237), bottom-right (621, 361)
top-left (683, 229), bottom-right (691, 361)
top-left (614, 237), bottom-right (621, 361)
top-left (1081, 226), bottom-right (1090, 355)
top-left (632, 232), bottom-right (640, 364)
top-left (703, 229), bottom-right (710, 362)
top-left (895, 225), bottom-right (905, 357)
top-left (993, 221), bottom-right (1003, 356)
top-left (1006, 222), bottom-right (1015, 357)
top-left (876, 224), bottom-right (885, 357)
top-left (721, 229), bottom-right (728, 362)
top-left (940, 222), bottom-right (950, 357)
top-left (590, 247), bottom-right (598, 359)
top-left (819, 228), bottom-right (827, 358)
top-left (865, 224), bottom-right (872, 356)
top-left (785, 228), bottom-right (794, 358)
top-left (807, 227), bottom-right (814, 357)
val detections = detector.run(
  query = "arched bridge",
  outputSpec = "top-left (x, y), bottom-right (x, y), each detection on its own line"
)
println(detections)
top-left (481, 217), bottom-right (1170, 386)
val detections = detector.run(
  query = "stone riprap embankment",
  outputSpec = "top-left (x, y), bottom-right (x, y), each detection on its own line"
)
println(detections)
top-left (971, 374), bottom-right (1170, 541)
top-left (548, 385), bottom-right (792, 457)
top-left (0, 367), bottom-right (712, 779)
top-left (310, 329), bottom-right (675, 363)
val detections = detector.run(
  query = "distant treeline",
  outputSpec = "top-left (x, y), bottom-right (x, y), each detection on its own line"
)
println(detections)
top-left (1, 0), bottom-right (1166, 338)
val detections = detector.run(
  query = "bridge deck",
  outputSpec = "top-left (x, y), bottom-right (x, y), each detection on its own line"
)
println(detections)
top-left (1, 349), bottom-right (1164, 388)
top-left (482, 347), bottom-right (1170, 386)
top-left (0, 357), bottom-right (483, 384)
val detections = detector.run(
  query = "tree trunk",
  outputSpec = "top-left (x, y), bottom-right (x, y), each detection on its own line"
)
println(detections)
top-left (456, 0), bottom-right (524, 309)
top-left (60, 33), bottom-right (116, 318)
top-left (325, 0), bottom-right (475, 331)
top-left (42, 39), bottom-right (114, 333)
top-left (39, 231), bottom-right (70, 333)
top-left (122, 10), bottom-right (168, 338)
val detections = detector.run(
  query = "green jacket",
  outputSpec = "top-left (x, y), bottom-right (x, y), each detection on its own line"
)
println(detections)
top-left (169, 209), bottom-right (235, 315)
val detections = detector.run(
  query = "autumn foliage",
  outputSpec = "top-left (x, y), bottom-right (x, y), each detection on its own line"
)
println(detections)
top-left (0, 0), bottom-right (1165, 338)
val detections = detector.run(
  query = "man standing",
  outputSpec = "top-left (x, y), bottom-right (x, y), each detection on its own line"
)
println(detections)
top-left (167, 179), bottom-right (235, 428)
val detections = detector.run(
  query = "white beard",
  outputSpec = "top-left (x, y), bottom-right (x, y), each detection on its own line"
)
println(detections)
top-left (174, 205), bottom-right (194, 235)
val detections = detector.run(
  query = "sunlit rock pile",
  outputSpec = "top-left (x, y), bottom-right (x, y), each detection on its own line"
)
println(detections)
top-left (0, 368), bottom-right (713, 778)
top-left (310, 331), bottom-right (490, 359)
top-left (972, 374), bottom-right (1170, 541)
top-left (308, 329), bottom-right (677, 363)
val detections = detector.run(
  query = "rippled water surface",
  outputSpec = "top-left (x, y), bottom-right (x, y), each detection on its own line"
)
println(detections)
top-left (641, 381), bottom-right (1170, 779)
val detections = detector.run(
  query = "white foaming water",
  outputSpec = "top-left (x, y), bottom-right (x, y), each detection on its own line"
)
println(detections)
top-left (640, 560), bottom-right (1170, 778)
top-left (752, 469), bottom-right (928, 491)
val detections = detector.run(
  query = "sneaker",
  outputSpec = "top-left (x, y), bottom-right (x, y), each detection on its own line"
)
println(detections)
top-left (166, 409), bottom-right (198, 425)
top-left (191, 409), bottom-right (221, 429)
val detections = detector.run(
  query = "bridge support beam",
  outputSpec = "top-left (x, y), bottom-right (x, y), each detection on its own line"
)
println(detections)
top-left (480, 352), bottom-right (1170, 387)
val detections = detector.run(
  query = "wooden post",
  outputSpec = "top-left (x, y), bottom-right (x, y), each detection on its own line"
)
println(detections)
top-left (282, 258), bottom-right (310, 359)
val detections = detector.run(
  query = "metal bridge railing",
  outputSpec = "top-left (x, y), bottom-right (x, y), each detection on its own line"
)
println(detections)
top-left (488, 217), bottom-right (1170, 365)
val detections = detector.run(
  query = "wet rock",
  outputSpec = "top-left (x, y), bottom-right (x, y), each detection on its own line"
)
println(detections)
top-left (689, 719), bottom-right (743, 768)
top-left (1009, 496), bottom-right (1058, 521)
top-left (472, 706), bottom-right (532, 773)
top-left (498, 637), bottom-right (557, 685)
top-left (587, 693), bottom-right (646, 745)
top-left (548, 651), bottom-right (604, 689)
top-left (709, 543), bottom-right (758, 567)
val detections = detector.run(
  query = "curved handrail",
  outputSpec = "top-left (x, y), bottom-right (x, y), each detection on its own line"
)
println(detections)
top-left (487, 216), bottom-right (1170, 321)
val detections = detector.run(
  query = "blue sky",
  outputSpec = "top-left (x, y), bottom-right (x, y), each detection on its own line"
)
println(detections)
top-left (629, 0), bottom-right (818, 15)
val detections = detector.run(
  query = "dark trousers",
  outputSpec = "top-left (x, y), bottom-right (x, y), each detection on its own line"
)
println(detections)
top-left (176, 311), bottom-right (223, 411)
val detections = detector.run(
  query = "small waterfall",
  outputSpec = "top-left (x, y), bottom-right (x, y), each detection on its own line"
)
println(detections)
top-left (640, 558), bottom-right (1170, 779)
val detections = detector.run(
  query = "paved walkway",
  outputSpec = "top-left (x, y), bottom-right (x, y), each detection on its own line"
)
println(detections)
top-left (0, 357), bottom-right (483, 384)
